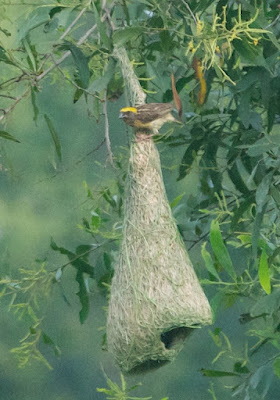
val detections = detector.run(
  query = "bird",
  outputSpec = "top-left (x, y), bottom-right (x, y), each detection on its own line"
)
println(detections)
top-left (119, 103), bottom-right (180, 131)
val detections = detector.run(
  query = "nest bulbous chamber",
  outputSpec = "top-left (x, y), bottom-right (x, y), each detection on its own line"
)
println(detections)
top-left (107, 137), bottom-right (212, 374)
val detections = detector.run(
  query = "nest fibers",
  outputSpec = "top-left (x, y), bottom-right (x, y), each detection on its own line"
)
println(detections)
top-left (107, 135), bottom-right (212, 374)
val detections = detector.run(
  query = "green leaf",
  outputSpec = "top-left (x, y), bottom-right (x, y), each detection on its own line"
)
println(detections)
top-left (44, 18), bottom-right (59, 34)
top-left (0, 130), bottom-right (20, 143)
top-left (255, 171), bottom-right (274, 212)
top-left (17, 7), bottom-right (50, 41)
top-left (0, 27), bottom-right (11, 37)
top-left (227, 161), bottom-right (251, 195)
top-left (238, 90), bottom-right (251, 129)
top-left (252, 203), bottom-right (267, 261)
top-left (92, 97), bottom-right (101, 121)
top-left (89, 58), bottom-right (116, 93)
top-left (177, 139), bottom-right (204, 181)
top-left (210, 290), bottom-right (226, 323)
top-left (250, 288), bottom-right (280, 317)
top-left (62, 42), bottom-right (90, 89)
top-left (258, 249), bottom-right (271, 294)
top-left (247, 137), bottom-right (275, 156)
top-left (49, 6), bottom-right (64, 19)
top-left (92, 1), bottom-right (112, 49)
top-left (44, 114), bottom-right (62, 162)
top-left (113, 27), bottom-right (143, 46)
top-left (233, 37), bottom-right (267, 68)
top-left (50, 238), bottom-right (94, 277)
top-left (267, 97), bottom-right (278, 133)
top-left (201, 242), bottom-right (220, 280)
top-left (200, 368), bottom-right (239, 377)
top-left (260, 70), bottom-right (271, 107)
top-left (73, 88), bottom-right (84, 103)
top-left (0, 45), bottom-right (15, 65)
top-left (210, 220), bottom-right (236, 279)
top-left (236, 68), bottom-right (263, 92)
top-left (76, 270), bottom-right (89, 324)
top-left (31, 87), bottom-right (39, 122)
top-left (273, 358), bottom-right (280, 379)
top-left (231, 196), bottom-right (254, 229)
top-left (22, 36), bottom-right (37, 72)
top-left (42, 331), bottom-right (61, 357)
top-left (233, 362), bottom-right (250, 374)
top-left (170, 193), bottom-right (185, 209)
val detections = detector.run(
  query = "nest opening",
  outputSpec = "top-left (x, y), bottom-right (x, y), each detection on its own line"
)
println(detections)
top-left (160, 325), bottom-right (199, 350)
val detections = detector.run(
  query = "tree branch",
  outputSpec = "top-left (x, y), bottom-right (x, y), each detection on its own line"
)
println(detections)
top-left (181, 0), bottom-right (197, 24)
top-left (0, 24), bottom-right (97, 122)
top-left (103, 90), bottom-right (115, 166)
top-left (38, 6), bottom-right (89, 72)
top-left (36, 24), bottom-right (97, 82)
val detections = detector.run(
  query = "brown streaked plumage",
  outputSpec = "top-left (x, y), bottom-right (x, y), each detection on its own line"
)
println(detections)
top-left (119, 103), bottom-right (177, 131)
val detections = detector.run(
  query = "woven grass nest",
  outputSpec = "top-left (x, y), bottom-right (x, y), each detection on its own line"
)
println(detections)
top-left (107, 134), bottom-right (212, 374)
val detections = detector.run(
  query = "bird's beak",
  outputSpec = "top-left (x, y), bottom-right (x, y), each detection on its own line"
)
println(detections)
top-left (119, 112), bottom-right (124, 119)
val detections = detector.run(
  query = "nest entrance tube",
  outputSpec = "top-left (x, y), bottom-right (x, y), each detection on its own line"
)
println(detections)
top-left (107, 136), bottom-right (212, 374)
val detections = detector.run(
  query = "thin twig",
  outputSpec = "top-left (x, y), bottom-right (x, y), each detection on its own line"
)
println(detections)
top-left (0, 89), bottom-right (30, 122)
top-left (103, 89), bottom-right (115, 166)
top-left (52, 54), bottom-right (101, 100)
top-left (60, 6), bottom-right (88, 41)
top-left (36, 24), bottom-right (97, 82)
top-left (38, 6), bottom-right (89, 72)
top-left (102, 1), bottom-right (116, 31)
top-left (0, 74), bottom-right (27, 90)
top-left (75, 138), bottom-right (106, 166)
top-left (52, 240), bottom-right (115, 273)
top-left (0, 24), bottom-right (97, 121)
top-left (34, 139), bottom-right (106, 186)
top-left (0, 94), bottom-right (17, 100)
top-left (264, 14), bottom-right (280, 29)
top-left (181, 0), bottom-right (197, 24)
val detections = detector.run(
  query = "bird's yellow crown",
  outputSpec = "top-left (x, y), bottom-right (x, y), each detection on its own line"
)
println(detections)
top-left (120, 107), bottom-right (138, 113)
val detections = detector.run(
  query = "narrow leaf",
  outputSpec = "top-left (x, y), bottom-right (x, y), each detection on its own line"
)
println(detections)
top-left (89, 58), bottom-right (116, 93)
top-left (228, 161), bottom-right (250, 195)
top-left (113, 27), bottom-right (143, 46)
top-left (273, 358), bottom-right (280, 379)
top-left (201, 242), bottom-right (220, 280)
top-left (0, 45), bottom-right (15, 65)
top-left (210, 220), bottom-right (236, 279)
top-left (177, 139), bottom-right (204, 181)
top-left (252, 203), bottom-right (267, 261)
top-left (22, 37), bottom-right (37, 71)
top-left (0, 130), bottom-right (20, 143)
top-left (44, 114), bottom-right (62, 161)
top-left (258, 249), bottom-right (271, 294)
top-left (76, 270), bottom-right (89, 324)
top-left (0, 27), bottom-right (11, 37)
top-left (91, 1), bottom-right (111, 49)
top-left (250, 288), bottom-right (280, 317)
top-left (62, 42), bottom-right (90, 89)
top-left (170, 193), bottom-right (185, 209)
top-left (267, 97), bottom-right (277, 133)
top-left (210, 290), bottom-right (226, 323)
top-left (31, 87), bottom-right (39, 122)
top-left (200, 368), bottom-right (239, 377)
top-left (255, 171), bottom-right (273, 212)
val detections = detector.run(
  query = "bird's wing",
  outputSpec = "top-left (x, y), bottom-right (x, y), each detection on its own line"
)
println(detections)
top-left (135, 103), bottom-right (173, 122)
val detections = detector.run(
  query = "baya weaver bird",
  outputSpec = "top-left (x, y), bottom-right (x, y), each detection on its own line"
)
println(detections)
top-left (119, 103), bottom-right (181, 131)
top-left (119, 74), bottom-right (182, 131)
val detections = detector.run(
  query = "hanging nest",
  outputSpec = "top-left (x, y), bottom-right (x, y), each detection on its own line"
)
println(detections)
top-left (107, 134), bottom-right (212, 374)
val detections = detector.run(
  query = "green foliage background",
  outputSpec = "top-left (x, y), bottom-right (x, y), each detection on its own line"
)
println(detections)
top-left (0, 0), bottom-right (280, 399)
